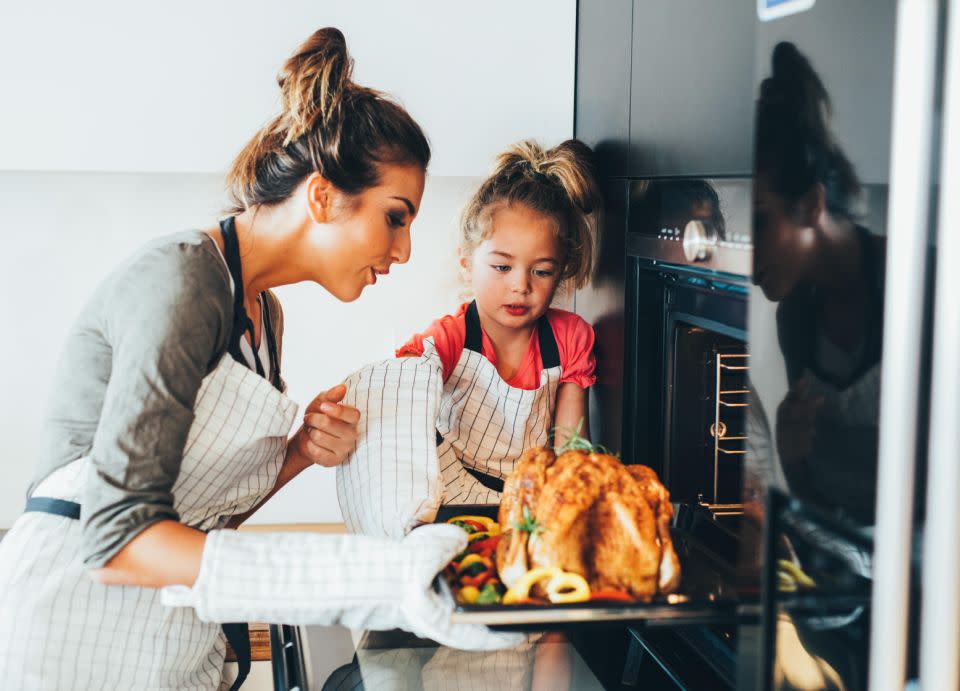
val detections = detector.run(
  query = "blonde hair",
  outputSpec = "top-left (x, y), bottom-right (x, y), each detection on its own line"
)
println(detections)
top-left (460, 139), bottom-right (601, 291)
top-left (226, 27), bottom-right (430, 214)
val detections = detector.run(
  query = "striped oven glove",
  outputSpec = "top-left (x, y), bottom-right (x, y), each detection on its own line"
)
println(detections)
top-left (335, 344), bottom-right (445, 539)
top-left (160, 524), bottom-right (523, 651)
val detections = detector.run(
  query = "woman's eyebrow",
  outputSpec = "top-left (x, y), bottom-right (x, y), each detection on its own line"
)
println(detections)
top-left (390, 196), bottom-right (416, 215)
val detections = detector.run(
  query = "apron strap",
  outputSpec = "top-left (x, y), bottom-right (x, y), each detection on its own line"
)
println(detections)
top-left (25, 496), bottom-right (81, 520)
top-left (219, 217), bottom-right (282, 391)
top-left (463, 300), bottom-right (561, 370)
top-left (222, 623), bottom-right (252, 691)
top-left (25, 495), bottom-right (252, 691)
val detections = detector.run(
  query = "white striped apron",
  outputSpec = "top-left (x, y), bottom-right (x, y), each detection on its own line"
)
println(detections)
top-left (0, 354), bottom-right (298, 691)
top-left (437, 301), bottom-right (563, 505)
top-left (355, 302), bottom-right (562, 690)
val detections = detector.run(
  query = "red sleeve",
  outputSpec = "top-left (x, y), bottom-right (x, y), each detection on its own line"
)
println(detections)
top-left (395, 305), bottom-right (468, 382)
top-left (548, 309), bottom-right (597, 388)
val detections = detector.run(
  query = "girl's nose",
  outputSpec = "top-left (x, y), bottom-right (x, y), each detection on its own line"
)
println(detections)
top-left (512, 272), bottom-right (531, 294)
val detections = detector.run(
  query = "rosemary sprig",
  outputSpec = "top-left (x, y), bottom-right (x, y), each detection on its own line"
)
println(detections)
top-left (513, 505), bottom-right (543, 536)
top-left (554, 418), bottom-right (622, 458)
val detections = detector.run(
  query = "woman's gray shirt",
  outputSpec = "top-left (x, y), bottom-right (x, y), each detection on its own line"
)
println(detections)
top-left (30, 231), bottom-right (264, 568)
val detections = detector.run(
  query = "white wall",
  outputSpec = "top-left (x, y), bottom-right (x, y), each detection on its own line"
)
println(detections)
top-left (0, 0), bottom-right (575, 176)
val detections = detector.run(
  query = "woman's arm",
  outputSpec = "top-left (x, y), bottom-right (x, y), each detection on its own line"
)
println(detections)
top-left (553, 382), bottom-right (590, 449)
top-left (90, 520), bottom-right (206, 588)
top-left (224, 385), bottom-right (361, 528)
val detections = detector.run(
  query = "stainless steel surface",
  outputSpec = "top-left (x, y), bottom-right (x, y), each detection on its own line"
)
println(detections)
top-left (869, 1), bottom-right (940, 688)
top-left (920, 1), bottom-right (960, 688)
top-left (683, 220), bottom-right (719, 262)
top-left (626, 234), bottom-right (752, 278)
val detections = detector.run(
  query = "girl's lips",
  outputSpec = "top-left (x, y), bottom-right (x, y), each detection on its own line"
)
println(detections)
top-left (504, 304), bottom-right (529, 316)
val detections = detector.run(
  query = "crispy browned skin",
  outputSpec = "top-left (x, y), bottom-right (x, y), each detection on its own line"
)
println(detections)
top-left (529, 451), bottom-right (612, 578)
top-left (627, 465), bottom-right (681, 593)
top-left (497, 447), bottom-right (555, 586)
top-left (496, 449), bottom-right (682, 598)
top-left (590, 491), bottom-right (659, 598)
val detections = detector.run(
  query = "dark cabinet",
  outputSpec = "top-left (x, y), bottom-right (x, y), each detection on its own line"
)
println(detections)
top-left (575, 0), bottom-right (633, 178)
top-left (629, 0), bottom-right (755, 177)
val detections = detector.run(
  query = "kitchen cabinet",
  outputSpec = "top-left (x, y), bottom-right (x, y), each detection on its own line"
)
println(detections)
top-left (574, 0), bottom-right (633, 178)
top-left (629, 0), bottom-right (755, 177)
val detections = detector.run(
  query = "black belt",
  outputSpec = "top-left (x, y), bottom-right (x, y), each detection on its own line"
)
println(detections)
top-left (435, 431), bottom-right (505, 493)
top-left (25, 496), bottom-right (251, 691)
top-left (464, 467), bottom-right (504, 493)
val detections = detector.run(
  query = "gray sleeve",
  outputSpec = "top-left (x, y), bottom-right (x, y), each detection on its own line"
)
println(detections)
top-left (81, 242), bottom-right (231, 568)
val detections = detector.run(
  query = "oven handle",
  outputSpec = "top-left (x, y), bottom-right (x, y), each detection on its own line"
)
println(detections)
top-left (919, 1), bottom-right (960, 689)
top-left (869, 1), bottom-right (940, 690)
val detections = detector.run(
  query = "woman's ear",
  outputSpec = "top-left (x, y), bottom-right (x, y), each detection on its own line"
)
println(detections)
top-left (305, 172), bottom-right (335, 224)
top-left (797, 182), bottom-right (827, 229)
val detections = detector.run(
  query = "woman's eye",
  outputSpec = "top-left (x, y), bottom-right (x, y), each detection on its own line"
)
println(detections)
top-left (491, 265), bottom-right (511, 273)
top-left (387, 213), bottom-right (405, 228)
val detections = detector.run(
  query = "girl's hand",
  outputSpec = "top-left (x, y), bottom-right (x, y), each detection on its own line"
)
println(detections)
top-left (296, 384), bottom-right (361, 467)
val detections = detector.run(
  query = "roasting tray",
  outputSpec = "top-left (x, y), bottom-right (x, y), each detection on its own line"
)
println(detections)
top-left (433, 504), bottom-right (758, 630)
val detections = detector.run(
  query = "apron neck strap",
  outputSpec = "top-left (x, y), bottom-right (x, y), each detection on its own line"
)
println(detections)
top-left (219, 217), bottom-right (282, 390)
top-left (463, 300), bottom-right (560, 370)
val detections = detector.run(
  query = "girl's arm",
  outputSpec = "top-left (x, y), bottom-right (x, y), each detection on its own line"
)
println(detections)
top-left (553, 382), bottom-right (590, 449)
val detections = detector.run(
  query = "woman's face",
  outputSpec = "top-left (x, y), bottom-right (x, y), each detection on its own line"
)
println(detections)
top-left (752, 174), bottom-right (818, 302)
top-left (307, 163), bottom-right (425, 302)
top-left (465, 203), bottom-right (563, 333)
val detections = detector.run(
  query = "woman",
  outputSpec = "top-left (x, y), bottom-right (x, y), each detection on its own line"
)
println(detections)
top-left (0, 27), bottom-right (515, 691)
top-left (752, 42), bottom-right (884, 528)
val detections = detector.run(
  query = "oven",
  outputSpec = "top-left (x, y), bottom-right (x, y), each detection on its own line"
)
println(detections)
top-left (615, 176), bottom-right (754, 689)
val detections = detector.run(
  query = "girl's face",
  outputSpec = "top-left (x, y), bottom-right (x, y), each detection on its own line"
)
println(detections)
top-left (306, 163), bottom-right (425, 302)
top-left (464, 203), bottom-right (563, 333)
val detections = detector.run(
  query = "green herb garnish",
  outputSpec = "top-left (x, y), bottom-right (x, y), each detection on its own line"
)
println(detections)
top-left (513, 505), bottom-right (543, 536)
top-left (555, 418), bottom-right (621, 458)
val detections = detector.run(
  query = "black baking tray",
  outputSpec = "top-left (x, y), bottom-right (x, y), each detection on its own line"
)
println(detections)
top-left (434, 504), bottom-right (759, 630)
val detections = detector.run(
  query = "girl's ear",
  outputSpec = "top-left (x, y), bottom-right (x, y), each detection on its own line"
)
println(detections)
top-left (458, 249), bottom-right (473, 281)
top-left (305, 172), bottom-right (335, 224)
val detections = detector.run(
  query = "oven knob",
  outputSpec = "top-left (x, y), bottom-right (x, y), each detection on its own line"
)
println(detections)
top-left (682, 220), bottom-right (718, 262)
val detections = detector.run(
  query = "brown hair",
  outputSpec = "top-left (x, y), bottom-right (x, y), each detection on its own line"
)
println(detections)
top-left (226, 27), bottom-right (431, 213)
top-left (755, 42), bottom-right (861, 220)
top-left (460, 139), bottom-right (601, 291)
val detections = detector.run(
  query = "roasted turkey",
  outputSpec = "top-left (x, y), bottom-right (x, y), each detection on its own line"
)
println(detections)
top-left (496, 447), bottom-right (681, 600)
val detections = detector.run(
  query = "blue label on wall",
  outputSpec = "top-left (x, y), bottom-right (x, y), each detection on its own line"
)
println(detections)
top-left (758, 0), bottom-right (815, 22)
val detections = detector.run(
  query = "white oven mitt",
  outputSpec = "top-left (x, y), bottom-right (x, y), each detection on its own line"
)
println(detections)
top-left (336, 345), bottom-right (445, 538)
top-left (160, 524), bottom-right (522, 652)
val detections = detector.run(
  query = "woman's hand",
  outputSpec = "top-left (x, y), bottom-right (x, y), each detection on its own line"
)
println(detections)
top-left (294, 384), bottom-right (361, 467)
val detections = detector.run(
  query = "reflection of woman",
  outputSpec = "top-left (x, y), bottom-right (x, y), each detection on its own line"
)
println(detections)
top-left (753, 42), bottom-right (884, 525)
top-left (0, 28), bottom-right (514, 691)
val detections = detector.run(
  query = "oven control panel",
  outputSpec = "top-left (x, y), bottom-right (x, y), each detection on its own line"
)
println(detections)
top-left (629, 178), bottom-right (753, 278)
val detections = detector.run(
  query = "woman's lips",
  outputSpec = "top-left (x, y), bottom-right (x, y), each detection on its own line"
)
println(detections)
top-left (504, 304), bottom-right (529, 316)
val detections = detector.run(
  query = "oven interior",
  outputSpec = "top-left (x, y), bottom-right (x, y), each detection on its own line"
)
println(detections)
top-left (666, 322), bottom-right (748, 513)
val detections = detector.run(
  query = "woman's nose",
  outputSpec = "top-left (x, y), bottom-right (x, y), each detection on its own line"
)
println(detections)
top-left (392, 227), bottom-right (411, 265)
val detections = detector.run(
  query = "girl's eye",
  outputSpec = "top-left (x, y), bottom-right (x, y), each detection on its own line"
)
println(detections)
top-left (491, 265), bottom-right (511, 273)
top-left (534, 269), bottom-right (556, 278)
top-left (387, 213), bottom-right (405, 229)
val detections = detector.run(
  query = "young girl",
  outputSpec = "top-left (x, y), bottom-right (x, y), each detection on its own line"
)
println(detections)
top-left (398, 139), bottom-right (601, 505)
